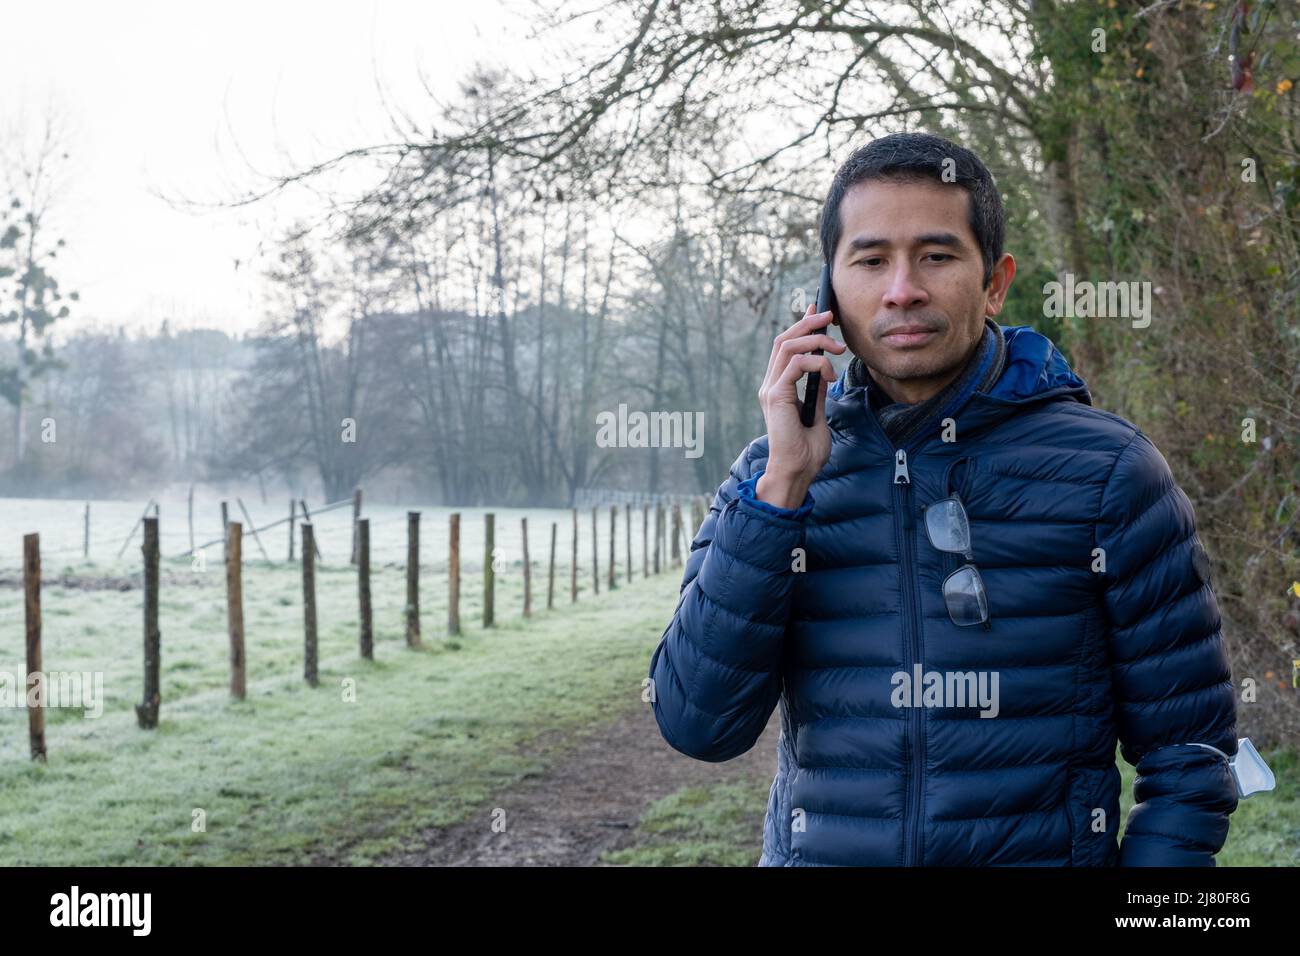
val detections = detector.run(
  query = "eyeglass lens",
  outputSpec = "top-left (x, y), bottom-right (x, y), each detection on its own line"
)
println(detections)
top-left (925, 496), bottom-right (971, 554)
top-left (943, 565), bottom-right (989, 627)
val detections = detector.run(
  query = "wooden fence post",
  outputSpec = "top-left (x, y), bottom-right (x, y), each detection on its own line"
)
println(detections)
top-left (484, 513), bottom-right (495, 627)
top-left (221, 501), bottom-right (229, 564)
top-left (187, 483), bottom-right (195, 555)
top-left (591, 505), bottom-right (599, 595)
top-left (660, 501), bottom-right (668, 569)
top-left (671, 504), bottom-right (682, 567)
top-left (643, 504), bottom-right (649, 578)
top-left (83, 502), bottom-right (90, 559)
top-left (570, 508), bottom-right (578, 603)
top-left (358, 518), bottom-right (373, 659)
top-left (608, 505), bottom-right (617, 591)
top-left (664, 502), bottom-right (670, 568)
top-left (522, 517), bottom-right (532, 617)
top-left (24, 533), bottom-right (45, 761)
top-left (288, 499), bottom-right (296, 561)
top-left (351, 487), bottom-right (363, 564)
top-left (625, 504), bottom-right (632, 584)
top-left (654, 503), bottom-right (662, 574)
top-left (406, 511), bottom-right (422, 647)
top-left (547, 522), bottom-right (557, 610)
top-left (298, 499), bottom-right (322, 559)
top-left (448, 512), bottom-right (461, 636)
top-left (227, 522), bottom-right (245, 700)
top-left (136, 516), bottom-right (161, 728)
top-left (302, 522), bottom-right (318, 687)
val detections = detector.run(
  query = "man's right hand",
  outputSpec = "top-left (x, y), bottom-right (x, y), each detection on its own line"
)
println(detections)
top-left (754, 304), bottom-right (846, 510)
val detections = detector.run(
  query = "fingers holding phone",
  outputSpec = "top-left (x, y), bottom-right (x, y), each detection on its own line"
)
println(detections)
top-left (755, 304), bottom-right (846, 509)
top-left (799, 263), bottom-right (841, 426)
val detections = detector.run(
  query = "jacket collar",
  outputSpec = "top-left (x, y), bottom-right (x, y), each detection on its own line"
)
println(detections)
top-left (825, 324), bottom-right (1092, 450)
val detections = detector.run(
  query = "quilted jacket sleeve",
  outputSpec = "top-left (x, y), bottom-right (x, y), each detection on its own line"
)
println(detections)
top-left (1097, 431), bottom-right (1239, 866)
top-left (647, 438), bottom-right (812, 762)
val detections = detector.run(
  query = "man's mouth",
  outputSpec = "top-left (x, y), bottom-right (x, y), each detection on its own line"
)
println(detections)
top-left (881, 325), bottom-right (939, 348)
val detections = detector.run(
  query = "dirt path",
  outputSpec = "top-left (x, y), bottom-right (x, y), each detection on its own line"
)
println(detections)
top-left (380, 702), bottom-right (781, 866)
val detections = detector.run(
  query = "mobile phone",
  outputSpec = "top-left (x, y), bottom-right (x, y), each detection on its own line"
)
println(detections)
top-left (799, 262), bottom-right (839, 427)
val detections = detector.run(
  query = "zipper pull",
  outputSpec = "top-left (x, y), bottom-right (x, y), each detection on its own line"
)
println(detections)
top-left (895, 449), bottom-right (914, 529)
top-left (894, 449), bottom-right (910, 484)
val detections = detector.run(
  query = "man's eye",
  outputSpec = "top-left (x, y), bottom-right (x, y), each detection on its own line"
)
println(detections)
top-left (859, 257), bottom-right (883, 267)
top-left (925, 253), bottom-right (953, 262)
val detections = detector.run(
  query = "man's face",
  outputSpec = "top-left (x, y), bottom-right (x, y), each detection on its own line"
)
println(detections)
top-left (831, 177), bottom-right (1014, 403)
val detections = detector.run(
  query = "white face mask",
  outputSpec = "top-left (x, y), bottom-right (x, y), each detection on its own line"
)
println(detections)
top-left (1230, 738), bottom-right (1277, 798)
top-left (1184, 738), bottom-right (1277, 799)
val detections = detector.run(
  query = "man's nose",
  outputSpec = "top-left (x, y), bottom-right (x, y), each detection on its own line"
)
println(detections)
top-left (881, 262), bottom-right (930, 310)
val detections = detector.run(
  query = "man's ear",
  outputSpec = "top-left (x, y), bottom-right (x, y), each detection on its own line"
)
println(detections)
top-left (984, 252), bottom-right (1017, 317)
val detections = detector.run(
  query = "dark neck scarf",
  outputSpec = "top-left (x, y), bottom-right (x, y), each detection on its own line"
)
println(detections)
top-left (843, 318), bottom-right (1007, 447)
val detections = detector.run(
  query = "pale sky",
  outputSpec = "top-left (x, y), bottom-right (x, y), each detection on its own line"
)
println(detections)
top-left (1, 0), bottom-right (579, 337)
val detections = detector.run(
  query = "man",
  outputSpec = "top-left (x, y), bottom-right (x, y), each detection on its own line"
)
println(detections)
top-left (647, 132), bottom-right (1239, 866)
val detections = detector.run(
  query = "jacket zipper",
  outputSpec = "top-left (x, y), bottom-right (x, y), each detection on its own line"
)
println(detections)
top-left (894, 447), bottom-right (924, 866)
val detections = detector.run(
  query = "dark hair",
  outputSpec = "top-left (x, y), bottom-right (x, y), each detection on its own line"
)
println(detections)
top-left (819, 132), bottom-right (1004, 289)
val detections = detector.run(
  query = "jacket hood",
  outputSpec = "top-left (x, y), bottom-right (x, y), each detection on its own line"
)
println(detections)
top-left (982, 324), bottom-right (1092, 405)
top-left (826, 323), bottom-right (1092, 446)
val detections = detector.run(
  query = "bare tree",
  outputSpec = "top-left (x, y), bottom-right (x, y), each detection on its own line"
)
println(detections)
top-left (0, 105), bottom-right (78, 466)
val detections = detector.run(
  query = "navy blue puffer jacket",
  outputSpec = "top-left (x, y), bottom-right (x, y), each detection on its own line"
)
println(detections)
top-left (648, 324), bottom-right (1239, 866)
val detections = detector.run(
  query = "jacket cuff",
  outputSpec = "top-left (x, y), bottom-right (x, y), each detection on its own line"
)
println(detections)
top-left (736, 466), bottom-right (815, 520)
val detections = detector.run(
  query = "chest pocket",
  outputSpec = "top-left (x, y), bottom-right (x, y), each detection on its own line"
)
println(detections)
top-left (943, 455), bottom-right (978, 503)
top-left (932, 455), bottom-right (979, 576)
